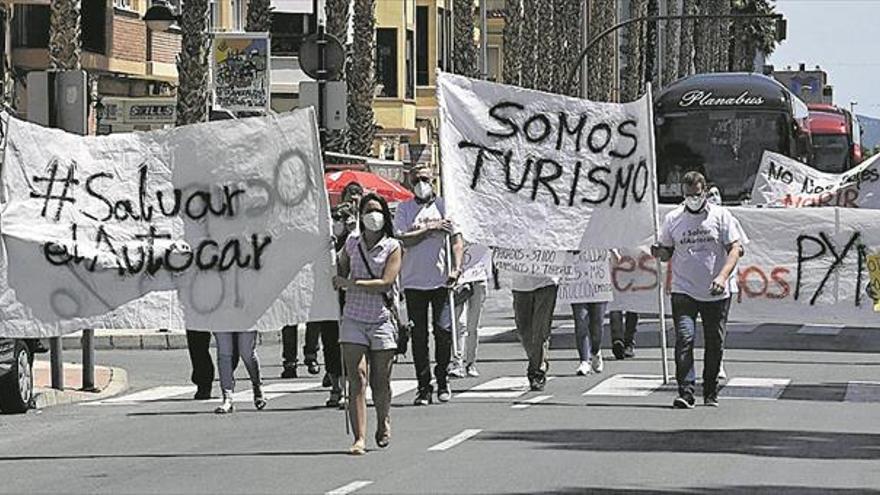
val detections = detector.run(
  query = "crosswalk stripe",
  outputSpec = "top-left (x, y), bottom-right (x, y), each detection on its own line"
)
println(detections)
top-left (719, 377), bottom-right (791, 400)
top-left (366, 379), bottom-right (419, 402)
top-left (231, 382), bottom-right (323, 402)
top-left (428, 429), bottom-right (482, 451)
top-left (85, 385), bottom-right (196, 405)
top-left (727, 323), bottom-right (760, 333)
top-left (325, 481), bottom-right (373, 495)
top-left (456, 376), bottom-right (531, 399)
top-left (844, 381), bottom-right (880, 403)
top-left (512, 394), bottom-right (552, 409)
top-left (797, 325), bottom-right (845, 336)
top-left (477, 326), bottom-right (515, 337)
top-left (583, 375), bottom-right (667, 397)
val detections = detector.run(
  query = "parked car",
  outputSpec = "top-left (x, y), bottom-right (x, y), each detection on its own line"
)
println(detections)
top-left (0, 338), bottom-right (35, 413)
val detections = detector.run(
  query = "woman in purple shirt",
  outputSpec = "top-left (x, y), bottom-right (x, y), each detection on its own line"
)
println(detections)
top-left (333, 193), bottom-right (402, 455)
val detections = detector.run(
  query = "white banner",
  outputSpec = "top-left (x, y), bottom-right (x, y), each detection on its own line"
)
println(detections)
top-left (459, 243), bottom-right (492, 284)
top-left (493, 248), bottom-right (613, 304)
top-left (610, 205), bottom-right (880, 326)
top-left (437, 72), bottom-right (656, 251)
top-left (0, 110), bottom-right (338, 337)
top-left (751, 151), bottom-right (880, 208)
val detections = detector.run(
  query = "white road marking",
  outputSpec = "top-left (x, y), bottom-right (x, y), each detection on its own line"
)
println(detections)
top-left (231, 381), bottom-right (323, 401)
top-left (85, 385), bottom-right (196, 405)
top-left (797, 325), bottom-right (845, 336)
top-left (719, 377), bottom-right (791, 400)
top-left (325, 480), bottom-right (374, 495)
top-left (583, 375), bottom-right (666, 397)
top-left (428, 429), bottom-right (483, 451)
top-left (727, 323), bottom-right (760, 333)
top-left (366, 379), bottom-right (419, 402)
top-left (511, 394), bottom-right (552, 409)
top-left (844, 381), bottom-right (880, 402)
top-left (457, 376), bottom-right (533, 399)
top-left (478, 326), bottom-right (515, 337)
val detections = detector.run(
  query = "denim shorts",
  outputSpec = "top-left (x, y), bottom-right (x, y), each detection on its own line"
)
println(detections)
top-left (340, 317), bottom-right (398, 351)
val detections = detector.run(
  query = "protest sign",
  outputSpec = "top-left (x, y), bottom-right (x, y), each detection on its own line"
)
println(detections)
top-left (493, 248), bottom-right (613, 304)
top-left (609, 205), bottom-right (880, 326)
top-left (0, 109), bottom-right (338, 337)
top-left (459, 243), bottom-right (492, 284)
top-left (212, 33), bottom-right (271, 113)
top-left (750, 151), bottom-right (880, 208)
top-left (437, 72), bottom-right (656, 251)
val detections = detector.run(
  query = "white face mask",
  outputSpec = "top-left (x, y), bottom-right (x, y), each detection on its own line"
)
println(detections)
top-left (684, 194), bottom-right (706, 212)
top-left (707, 188), bottom-right (722, 206)
top-left (362, 211), bottom-right (385, 232)
top-left (413, 181), bottom-right (433, 200)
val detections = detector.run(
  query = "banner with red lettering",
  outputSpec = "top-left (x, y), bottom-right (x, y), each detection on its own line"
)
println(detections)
top-left (750, 151), bottom-right (880, 208)
top-left (610, 205), bottom-right (880, 326)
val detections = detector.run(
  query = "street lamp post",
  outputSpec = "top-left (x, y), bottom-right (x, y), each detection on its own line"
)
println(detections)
top-left (569, 13), bottom-right (787, 96)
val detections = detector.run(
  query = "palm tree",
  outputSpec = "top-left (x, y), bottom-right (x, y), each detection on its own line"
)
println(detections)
top-left (587, 0), bottom-right (615, 101)
top-left (176, 0), bottom-right (211, 126)
top-left (710, 0), bottom-right (732, 72)
top-left (520, 0), bottom-right (539, 89)
top-left (534, 0), bottom-right (554, 92)
top-left (246, 0), bottom-right (273, 32)
top-left (663, 0), bottom-right (681, 85)
top-left (453, 0), bottom-right (479, 78)
top-left (644, 0), bottom-right (659, 87)
top-left (49, 0), bottom-right (81, 70)
top-left (325, 0), bottom-right (351, 152)
top-left (559, 0), bottom-right (582, 97)
top-left (679, 0), bottom-right (697, 78)
top-left (502, 0), bottom-right (523, 86)
top-left (347, 0), bottom-right (376, 156)
top-left (729, 0), bottom-right (778, 71)
top-left (621, 0), bottom-right (646, 101)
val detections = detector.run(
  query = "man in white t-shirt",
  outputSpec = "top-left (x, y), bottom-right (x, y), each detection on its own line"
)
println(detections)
top-left (393, 166), bottom-right (464, 406)
top-left (512, 274), bottom-right (559, 391)
top-left (652, 172), bottom-right (743, 409)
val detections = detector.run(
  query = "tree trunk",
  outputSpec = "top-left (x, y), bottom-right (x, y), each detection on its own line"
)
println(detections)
top-left (49, 0), bottom-right (81, 70)
top-left (560, 0), bottom-right (582, 97)
top-left (663, 0), bottom-right (681, 85)
top-left (622, 0), bottom-right (647, 101)
top-left (176, 0), bottom-right (210, 126)
top-left (502, 0), bottom-right (523, 86)
top-left (588, 0), bottom-right (615, 101)
top-left (644, 0), bottom-right (659, 88)
top-left (325, 0), bottom-right (351, 152)
top-left (347, 0), bottom-right (376, 156)
top-left (520, 0), bottom-right (539, 89)
top-left (246, 0), bottom-right (272, 32)
top-left (679, 0), bottom-right (696, 78)
top-left (453, 0), bottom-right (479, 78)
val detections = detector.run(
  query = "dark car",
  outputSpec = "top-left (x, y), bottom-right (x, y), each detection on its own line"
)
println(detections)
top-left (0, 338), bottom-right (35, 413)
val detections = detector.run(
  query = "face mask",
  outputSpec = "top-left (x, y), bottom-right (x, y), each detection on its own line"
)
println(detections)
top-left (362, 211), bottom-right (385, 232)
top-left (413, 181), bottom-right (433, 200)
top-left (332, 221), bottom-right (346, 237)
top-left (707, 189), bottom-right (721, 206)
top-left (684, 194), bottom-right (706, 212)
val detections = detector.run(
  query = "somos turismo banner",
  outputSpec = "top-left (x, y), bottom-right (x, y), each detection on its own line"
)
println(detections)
top-left (437, 72), bottom-right (656, 251)
top-left (212, 32), bottom-right (271, 113)
top-left (0, 110), bottom-right (338, 338)
top-left (751, 151), bottom-right (880, 208)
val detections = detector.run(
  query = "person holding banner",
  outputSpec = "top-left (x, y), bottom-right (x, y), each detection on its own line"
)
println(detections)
top-left (513, 275), bottom-right (559, 391)
top-left (334, 193), bottom-right (402, 455)
top-left (393, 166), bottom-right (463, 406)
top-left (652, 172), bottom-right (743, 409)
top-left (449, 244), bottom-right (492, 378)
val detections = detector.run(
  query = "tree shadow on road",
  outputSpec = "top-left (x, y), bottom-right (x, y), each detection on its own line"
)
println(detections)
top-left (0, 450), bottom-right (347, 462)
top-left (477, 428), bottom-right (880, 460)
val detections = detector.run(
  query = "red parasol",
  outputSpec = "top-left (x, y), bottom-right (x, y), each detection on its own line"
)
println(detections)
top-left (324, 170), bottom-right (413, 205)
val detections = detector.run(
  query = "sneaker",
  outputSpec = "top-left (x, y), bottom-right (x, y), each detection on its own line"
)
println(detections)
top-left (304, 357), bottom-right (320, 375)
top-left (704, 396), bottom-right (719, 407)
top-left (281, 365), bottom-right (297, 379)
top-left (413, 388), bottom-right (432, 406)
top-left (194, 385), bottom-right (212, 400)
top-left (530, 370), bottom-right (547, 392)
top-left (590, 353), bottom-right (604, 373)
top-left (717, 363), bottom-right (728, 380)
top-left (672, 395), bottom-right (695, 409)
top-left (253, 385), bottom-right (267, 410)
top-left (612, 340), bottom-right (626, 360)
top-left (322, 373), bottom-right (332, 388)
top-left (437, 385), bottom-right (452, 403)
top-left (326, 390), bottom-right (342, 408)
top-left (575, 361), bottom-right (592, 376)
top-left (623, 343), bottom-right (636, 359)
top-left (214, 395), bottom-right (234, 414)
top-left (447, 362), bottom-right (466, 379)
top-left (465, 364), bottom-right (480, 378)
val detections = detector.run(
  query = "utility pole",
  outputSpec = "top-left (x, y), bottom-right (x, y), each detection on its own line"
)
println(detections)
top-left (317, 0), bottom-right (327, 146)
top-left (479, 0), bottom-right (488, 79)
top-left (581, 0), bottom-right (590, 98)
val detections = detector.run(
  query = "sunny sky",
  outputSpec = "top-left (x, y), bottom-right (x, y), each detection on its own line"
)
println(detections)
top-left (770, 0), bottom-right (880, 118)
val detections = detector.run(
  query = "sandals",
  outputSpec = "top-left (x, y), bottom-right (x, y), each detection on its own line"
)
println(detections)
top-left (349, 440), bottom-right (366, 456)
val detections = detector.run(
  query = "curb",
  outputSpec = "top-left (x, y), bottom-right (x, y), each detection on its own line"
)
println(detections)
top-left (60, 330), bottom-right (283, 351)
top-left (33, 366), bottom-right (129, 410)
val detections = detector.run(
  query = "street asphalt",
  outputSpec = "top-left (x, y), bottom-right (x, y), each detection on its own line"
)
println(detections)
top-left (2, 308), bottom-right (880, 494)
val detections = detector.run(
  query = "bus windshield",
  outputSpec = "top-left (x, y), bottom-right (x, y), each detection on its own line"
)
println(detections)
top-left (811, 134), bottom-right (850, 173)
top-left (656, 111), bottom-right (790, 202)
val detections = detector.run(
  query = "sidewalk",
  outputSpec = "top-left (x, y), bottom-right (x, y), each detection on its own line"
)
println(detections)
top-left (59, 328), bottom-right (283, 351)
top-left (32, 360), bottom-right (129, 409)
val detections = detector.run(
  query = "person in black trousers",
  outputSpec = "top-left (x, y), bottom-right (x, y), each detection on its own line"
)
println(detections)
top-left (187, 330), bottom-right (215, 399)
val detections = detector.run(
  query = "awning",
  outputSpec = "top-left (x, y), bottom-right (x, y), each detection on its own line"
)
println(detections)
top-left (271, 0), bottom-right (314, 14)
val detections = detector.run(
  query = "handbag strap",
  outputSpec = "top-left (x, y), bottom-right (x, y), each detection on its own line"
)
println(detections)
top-left (355, 240), bottom-right (395, 310)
